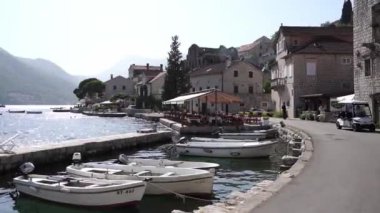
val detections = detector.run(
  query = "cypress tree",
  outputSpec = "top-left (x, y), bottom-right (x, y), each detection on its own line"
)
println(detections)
top-left (162, 35), bottom-right (190, 101)
top-left (340, 0), bottom-right (352, 24)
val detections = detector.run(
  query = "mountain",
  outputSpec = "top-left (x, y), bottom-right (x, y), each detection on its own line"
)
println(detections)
top-left (0, 48), bottom-right (83, 104)
top-left (97, 55), bottom-right (166, 81)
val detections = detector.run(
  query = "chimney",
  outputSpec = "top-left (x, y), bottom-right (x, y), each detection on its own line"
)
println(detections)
top-left (160, 64), bottom-right (163, 71)
top-left (146, 63), bottom-right (149, 71)
top-left (110, 74), bottom-right (113, 79)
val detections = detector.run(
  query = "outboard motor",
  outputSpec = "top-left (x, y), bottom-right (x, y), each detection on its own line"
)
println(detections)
top-left (118, 154), bottom-right (129, 164)
top-left (19, 162), bottom-right (35, 178)
top-left (72, 152), bottom-right (82, 166)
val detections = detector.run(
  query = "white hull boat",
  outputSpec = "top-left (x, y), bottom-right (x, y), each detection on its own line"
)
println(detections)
top-left (67, 163), bottom-right (214, 195)
top-left (13, 174), bottom-right (146, 207)
top-left (176, 140), bottom-right (278, 158)
top-left (102, 154), bottom-right (220, 171)
top-left (218, 132), bottom-right (267, 140)
top-left (187, 137), bottom-right (259, 143)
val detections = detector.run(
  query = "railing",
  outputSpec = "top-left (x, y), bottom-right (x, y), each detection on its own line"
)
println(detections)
top-left (271, 78), bottom-right (287, 89)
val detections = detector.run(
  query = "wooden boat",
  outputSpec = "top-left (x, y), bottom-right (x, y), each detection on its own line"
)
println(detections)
top-left (13, 174), bottom-right (146, 207)
top-left (26, 111), bottom-right (43, 114)
top-left (8, 110), bottom-right (25, 113)
top-left (99, 154), bottom-right (220, 171)
top-left (52, 108), bottom-right (70, 112)
top-left (175, 140), bottom-right (279, 158)
top-left (97, 112), bottom-right (127, 117)
top-left (218, 132), bottom-right (267, 140)
top-left (66, 163), bottom-right (214, 195)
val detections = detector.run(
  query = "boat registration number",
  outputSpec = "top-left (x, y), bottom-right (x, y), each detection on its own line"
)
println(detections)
top-left (116, 189), bottom-right (135, 194)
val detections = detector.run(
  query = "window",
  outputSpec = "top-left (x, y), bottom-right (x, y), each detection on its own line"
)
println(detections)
top-left (199, 87), bottom-right (202, 91)
top-left (207, 86), bottom-right (210, 89)
top-left (113, 85), bottom-right (117, 90)
top-left (341, 57), bottom-right (352, 65)
top-left (234, 70), bottom-right (238, 77)
top-left (249, 72), bottom-right (253, 78)
top-left (306, 61), bottom-right (317, 76)
top-left (122, 86), bottom-right (126, 90)
top-left (234, 86), bottom-right (239, 94)
top-left (372, 3), bottom-right (380, 42)
top-left (365, 59), bottom-right (372, 76)
top-left (249, 86), bottom-right (253, 94)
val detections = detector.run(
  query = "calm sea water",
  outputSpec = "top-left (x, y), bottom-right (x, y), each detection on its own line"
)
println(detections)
top-left (0, 105), bottom-right (286, 213)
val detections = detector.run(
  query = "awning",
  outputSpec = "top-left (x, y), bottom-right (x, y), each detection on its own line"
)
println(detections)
top-left (336, 94), bottom-right (355, 102)
top-left (300, 93), bottom-right (327, 98)
top-left (162, 91), bottom-right (211, 105)
top-left (162, 90), bottom-right (242, 105)
top-left (200, 91), bottom-right (241, 103)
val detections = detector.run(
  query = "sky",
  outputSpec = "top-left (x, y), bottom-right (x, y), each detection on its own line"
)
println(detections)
top-left (0, 0), bottom-right (345, 76)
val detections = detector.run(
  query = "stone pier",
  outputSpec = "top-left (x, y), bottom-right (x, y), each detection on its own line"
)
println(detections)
top-left (0, 131), bottom-right (171, 174)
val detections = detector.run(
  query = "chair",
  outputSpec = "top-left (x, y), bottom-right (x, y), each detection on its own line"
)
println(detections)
top-left (0, 133), bottom-right (19, 154)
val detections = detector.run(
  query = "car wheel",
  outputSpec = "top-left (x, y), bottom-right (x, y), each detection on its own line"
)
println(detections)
top-left (336, 122), bottom-right (342, 129)
top-left (353, 124), bottom-right (360, 132)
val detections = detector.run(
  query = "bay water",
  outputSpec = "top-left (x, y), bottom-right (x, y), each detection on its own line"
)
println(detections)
top-left (0, 105), bottom-right (286, 213)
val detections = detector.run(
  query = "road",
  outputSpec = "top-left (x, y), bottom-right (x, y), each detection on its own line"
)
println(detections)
top-left (253, 119), bottom-right (380, 213)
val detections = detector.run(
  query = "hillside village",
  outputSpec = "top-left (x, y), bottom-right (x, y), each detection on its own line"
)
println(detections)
top-left (90, 0), bottom-right (380, 128)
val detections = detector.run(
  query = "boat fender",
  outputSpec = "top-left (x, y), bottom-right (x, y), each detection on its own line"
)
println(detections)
top-left (9, 190), bottom-right (20, 200)
top-left (118, 154), bottom-right (129, 164)
top-left (72, 152), bottom-right (82, 165)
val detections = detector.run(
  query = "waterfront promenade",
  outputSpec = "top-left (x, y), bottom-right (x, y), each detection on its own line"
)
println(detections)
top-left (247, 119), bottom-right (380, 213)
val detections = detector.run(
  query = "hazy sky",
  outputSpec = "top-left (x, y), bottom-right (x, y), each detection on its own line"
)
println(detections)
top-left (0, 0), bottom-right (344, 76)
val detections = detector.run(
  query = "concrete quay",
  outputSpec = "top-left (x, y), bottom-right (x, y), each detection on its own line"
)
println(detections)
top-left (0, 131), bottom-right (171, 174)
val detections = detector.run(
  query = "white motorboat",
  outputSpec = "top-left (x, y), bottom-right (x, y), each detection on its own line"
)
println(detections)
top-left (175, 140), bottom-right (278, 158)
top-left (187, 137), bottom-right (259, 143)
top-left (13, 162), bottom-right (147, 207)
top-left (66, 162), bottom-right (214, 195)
top-left (218, 132), bottom-right (267, 140)
top-left (98, 154), bottom-right (219, 171)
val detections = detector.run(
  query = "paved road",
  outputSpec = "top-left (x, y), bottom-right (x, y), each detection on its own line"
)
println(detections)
top-left (253, 119), bottom-right (380, 213)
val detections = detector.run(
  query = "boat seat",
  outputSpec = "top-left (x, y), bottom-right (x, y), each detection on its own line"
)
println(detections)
top-left (134, 170), bottom-right (151, 176)
top-left (160, 172), bottom-right (175, 177)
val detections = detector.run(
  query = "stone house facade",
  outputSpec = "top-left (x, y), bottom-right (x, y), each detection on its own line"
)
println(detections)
top-left (353, 0), bottom-right (380, 126)
top-left (238, 36), bottom-right (276, 68)
top-left (103, 75), bottom-right (134, 100)
top-left (271, 26), bottom-right (354, 118)
top-left (185, 44), bottom-right (239, 71)
top-left (135, 72), bottom-right (166, 100)
top-left (189, 60), bottom-right (271, 114)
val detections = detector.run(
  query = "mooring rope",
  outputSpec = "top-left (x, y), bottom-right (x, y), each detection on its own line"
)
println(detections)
top-left (147, 182), bottom-right (217, 203)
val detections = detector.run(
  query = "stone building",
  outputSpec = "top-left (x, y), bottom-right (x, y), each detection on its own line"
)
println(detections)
top-left (353, 0), bottom-right (380, 126)
top-left (189, 60), bottom-right (271, 114)
top-left (271, 26), bottom-right (354, 118)
top-left (238, 36), bottom-right (276, 68)
top-left (103, 75), bottom-right (134, 100)
top-left (135, 72), bottom-right (166, 100)
top-left (128, 63), bottom-right (164, 80)
top-left (185, 44), bottom-right (238, 71)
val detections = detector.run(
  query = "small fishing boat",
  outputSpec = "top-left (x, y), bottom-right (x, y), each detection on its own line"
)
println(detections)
top-left (8, 110), bottom-right (25, 113)
top-left (13, 162), bottom-right (147, 207)
top-left (175, 139), bottom-right (279, 158)
top-left (218, 132), bottom-right (267, 140)
top-left (99, 154), bottom-right (219, 171)
top-left (52, 107), bottom-right (70, 112)
top-left (82, 111), bottom-right (99, 116)
top-left (0, 104), bottom-right (5, 107)
top-left (66, 161), bottom-right (214, 195)
top-left (26, 111), bottom-right (43, 114)
top-left (97, 112), bottom-right (127, 117)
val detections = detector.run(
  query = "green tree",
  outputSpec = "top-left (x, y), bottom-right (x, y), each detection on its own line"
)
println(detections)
top-left (162, 35), bottom-right (190, 101)
top-left (263, 80), bottom-right (271, 94)
top-left (73, 78), bottom-right (105, 99)
top-left (340, 0), bottom-right (352, 24)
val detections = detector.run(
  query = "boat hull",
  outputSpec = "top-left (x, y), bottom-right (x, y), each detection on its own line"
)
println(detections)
top-left (13, 176), bottom-right (146, 207)
top-left (219, 133), bottom-right (266, 140)
top-left (67, 164), bottom-right (214, 195)
top-left (176, 141), bottom-right (278, 158)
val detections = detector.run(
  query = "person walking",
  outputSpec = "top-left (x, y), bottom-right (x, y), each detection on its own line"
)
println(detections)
top-left (282, 102), bottom-right (288, 120)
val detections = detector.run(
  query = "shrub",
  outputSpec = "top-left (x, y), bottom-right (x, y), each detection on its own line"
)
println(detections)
top-left (300, 113), bottom-right (306, 120)
top-left (273, 111), bottom-right (283, 118)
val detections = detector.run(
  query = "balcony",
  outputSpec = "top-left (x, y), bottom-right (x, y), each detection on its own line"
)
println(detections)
top-left (271, 78), bottom-right (286, 90)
